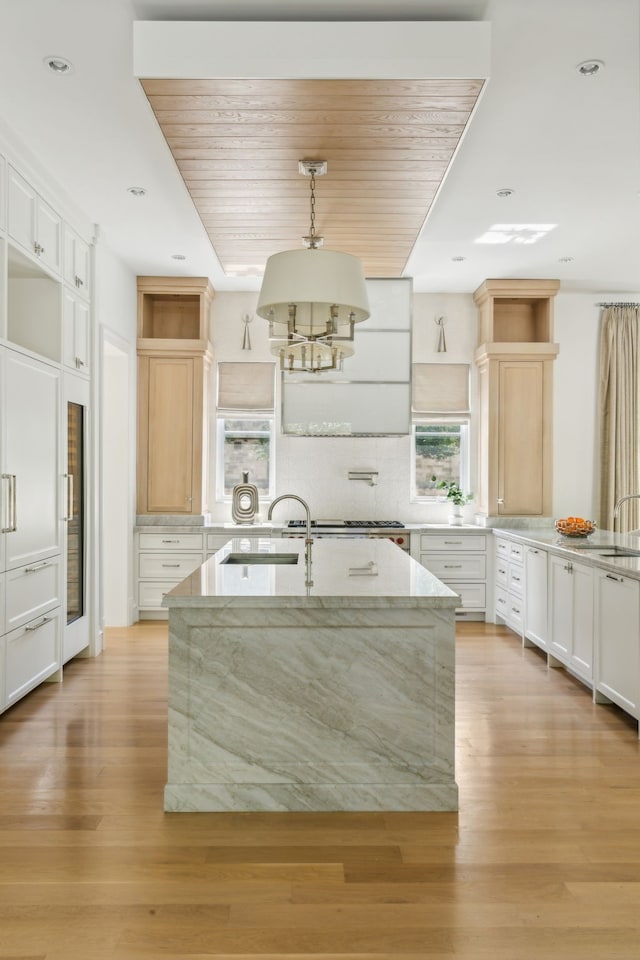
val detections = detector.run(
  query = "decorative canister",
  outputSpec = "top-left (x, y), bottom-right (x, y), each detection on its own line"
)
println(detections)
top-left (231, 471), bottom-right (259, 524)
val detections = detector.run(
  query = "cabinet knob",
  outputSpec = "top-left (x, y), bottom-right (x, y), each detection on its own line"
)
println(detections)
top-left (496, 498), bottom-right (505, 504)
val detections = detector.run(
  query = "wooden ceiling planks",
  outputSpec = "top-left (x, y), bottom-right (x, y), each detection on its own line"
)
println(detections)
top-left (140, 77), bottom-right (484, 278)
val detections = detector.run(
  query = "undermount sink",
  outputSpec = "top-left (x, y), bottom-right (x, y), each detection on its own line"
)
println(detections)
top-left (222, 553), bottom-right (299, 565)
top-left (593, 547), bottom-right (640, 558)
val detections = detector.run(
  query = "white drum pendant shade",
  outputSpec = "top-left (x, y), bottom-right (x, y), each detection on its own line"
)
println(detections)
top-left (256, 248), bottom-right (370, 338)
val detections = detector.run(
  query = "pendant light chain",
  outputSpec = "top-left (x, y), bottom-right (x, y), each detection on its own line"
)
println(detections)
top-left (308, 168), bottom-right (317, 247)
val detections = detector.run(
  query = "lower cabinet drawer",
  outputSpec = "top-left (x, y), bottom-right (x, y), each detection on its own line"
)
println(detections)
top-left (495, 585), bottom-right (510, 619)
top-left (138, 533), bottom-right (203, 551)
top-left (138, 552), bottom-right (203, 579)
top-left (4, 609), bottom-right (61, 708)
top-left (453, 582), bottom-right (486, 609)
top-left (4, 556), bottom-right (61, 633)
top-left (138, 580), bottom-right (182, 609)
top-left (508, 563), bottom-right (524, 597)
top-left (419, 534), bottom-right (486, 552)
top-left (421, 553), bottom-right (486, 579)
top-left (508, 596), bottom-right (524, 633)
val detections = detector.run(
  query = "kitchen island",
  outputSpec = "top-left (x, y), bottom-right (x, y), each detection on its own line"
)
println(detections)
top-left (163, 537), bottom-right (459, 812)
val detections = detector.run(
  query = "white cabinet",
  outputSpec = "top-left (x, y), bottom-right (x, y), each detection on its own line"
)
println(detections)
top-left (548, 555), bottom-right (594, 682)
top-left (4, 556), bottom-right (61, 634)
top-left (0, 152), bottom-right (5, 230)
top-left (63, 288), bottom-right (90, 374)
top-left (524, 545), bottom-right (547, 650)
top-left (417, 530), bottom-right (487, 618)
top-left (137, 531), bottom-right (204, 617)
top-left (494, 536), bottom-right (524, 634)
top-left (8, 166), bottom-right (62, 275)
top-left (4, 609), bottom-right (61, 709)
top-left (595, 570), bottom-right (640, 720)
top-left (63, 226), bottom-right (91, 299)
top-left (0, 348), bottom-right (61, 571)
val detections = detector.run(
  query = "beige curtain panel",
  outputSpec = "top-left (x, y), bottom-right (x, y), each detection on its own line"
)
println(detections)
top-left (412, 362), bottom-right (470, 415)
top-left (599, 305), bottom-right (640, 532)
top-left (217, 362), bottom-right (276, 412)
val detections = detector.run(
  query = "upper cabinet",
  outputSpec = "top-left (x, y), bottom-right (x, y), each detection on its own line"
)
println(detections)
top-left (474, 278), bottom-right (559, 348)
top-left (63, 225), bottom-right (91, 301)
top-left (7, 165), bottom-right (62, 276)
top-left (137, 275), bottom-right (214, 354)
top-left (473, 279), bottom-right (560, 519)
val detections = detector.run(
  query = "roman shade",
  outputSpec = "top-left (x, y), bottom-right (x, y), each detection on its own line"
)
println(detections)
top-left (412, 363), bottom-right (470, 416)
top-left (217, 362), bottom-right (276, 413)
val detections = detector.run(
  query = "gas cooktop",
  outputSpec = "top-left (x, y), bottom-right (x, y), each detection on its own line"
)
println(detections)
top-left (287, 520), bottom-right (404, 529)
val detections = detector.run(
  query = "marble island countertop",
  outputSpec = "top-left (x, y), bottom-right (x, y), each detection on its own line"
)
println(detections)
top-left (163, 537), bottom-right (459, 608)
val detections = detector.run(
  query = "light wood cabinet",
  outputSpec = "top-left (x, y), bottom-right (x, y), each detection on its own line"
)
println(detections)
top-left (136, 277), bottom-right (214, 516)
top-left (474, 279), bottom-right (559, 518)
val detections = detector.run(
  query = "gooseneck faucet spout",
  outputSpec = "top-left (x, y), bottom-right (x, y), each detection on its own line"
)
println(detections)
top-left (267, 494), bottom-right (313, 586)
top-left (613, 493), bottom-right (640, 523)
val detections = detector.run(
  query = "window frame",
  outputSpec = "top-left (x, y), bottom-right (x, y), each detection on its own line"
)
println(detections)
top-left (410, 418), bottom-right (471, 501)
top-left (215, 416), bottom-right (276, 502)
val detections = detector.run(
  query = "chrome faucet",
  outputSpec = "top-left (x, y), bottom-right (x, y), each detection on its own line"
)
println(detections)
top-left (613, 494), bottom-right (640, 523)
top-left (267, 494), bottom-right (314, 586)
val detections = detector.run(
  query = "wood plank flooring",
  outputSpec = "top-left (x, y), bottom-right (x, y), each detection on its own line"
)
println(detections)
top-left (1, 620), bottom-right (639, 959)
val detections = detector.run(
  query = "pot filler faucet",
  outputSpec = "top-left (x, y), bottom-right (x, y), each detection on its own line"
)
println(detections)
top-left (267, 494), bottom-right (314, 587)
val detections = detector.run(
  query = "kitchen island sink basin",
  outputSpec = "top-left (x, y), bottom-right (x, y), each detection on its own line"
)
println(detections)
top-left (567, 543), bottom-right (640, 556)
top-left (222, 553), bottom-right (299, 564)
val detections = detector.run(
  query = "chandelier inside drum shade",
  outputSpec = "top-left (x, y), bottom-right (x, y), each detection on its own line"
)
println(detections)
top-left (256, 160), bottom-right (370, 374)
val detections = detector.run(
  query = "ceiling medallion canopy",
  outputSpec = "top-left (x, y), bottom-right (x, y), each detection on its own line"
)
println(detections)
top-left (256, 159), bottom-right (370, 374)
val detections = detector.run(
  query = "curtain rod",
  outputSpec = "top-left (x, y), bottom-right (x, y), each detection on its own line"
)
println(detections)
top-left (597, 301), bottom-right (640, 307)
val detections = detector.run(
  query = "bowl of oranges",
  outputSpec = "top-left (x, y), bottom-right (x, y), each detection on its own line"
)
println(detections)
top-left (554, 517), bottom-right (597, 538)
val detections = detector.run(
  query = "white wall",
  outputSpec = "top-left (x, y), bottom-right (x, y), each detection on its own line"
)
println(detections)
top-left (210, 287), bottom-right (622, 526)
top-left (210, 289), bottom-right (478, 524)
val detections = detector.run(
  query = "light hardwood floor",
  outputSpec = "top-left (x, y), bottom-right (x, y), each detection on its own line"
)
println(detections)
top-left (1, 620), bottom-right (639, 959)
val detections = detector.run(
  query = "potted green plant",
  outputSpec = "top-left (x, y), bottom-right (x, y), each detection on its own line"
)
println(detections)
top-left (431, 475), bottom-right (473, 525)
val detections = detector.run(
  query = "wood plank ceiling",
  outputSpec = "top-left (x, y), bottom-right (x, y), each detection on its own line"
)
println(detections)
top-left (140, 78), bottom-right (485, 278)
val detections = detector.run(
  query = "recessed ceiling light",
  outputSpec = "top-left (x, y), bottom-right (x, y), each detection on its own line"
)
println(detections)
top-left (127, 187), bottom-right (147, 197)
top-left (171, 254), bottom-right (186, 260)
top-left (451, 256), bottom-right (466, 262)
top-left (43, 56), bottom-right (73, 75)
top-left (576, 59), bottom-right (604, 76)
top-left (558, 256), bottom-right (574, 262)
top-left (496, 188), bottom-right (514, 198)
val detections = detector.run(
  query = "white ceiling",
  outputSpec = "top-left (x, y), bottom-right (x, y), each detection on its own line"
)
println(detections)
top-left (0, 0), bottom-right (638, 295)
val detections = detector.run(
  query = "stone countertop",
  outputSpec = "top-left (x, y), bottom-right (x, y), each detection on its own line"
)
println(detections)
top-left (163, 537), bottom-right (459, 608)
top-left (493, 526), bottom-right (640, 579)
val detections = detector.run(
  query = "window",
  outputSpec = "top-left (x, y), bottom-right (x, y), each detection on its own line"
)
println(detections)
top-left (412, 421), bottom-right (470, 499)
top-left (216, 418), bottom-right (274, 499)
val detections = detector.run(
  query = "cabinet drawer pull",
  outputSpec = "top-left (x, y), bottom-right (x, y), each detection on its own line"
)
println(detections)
top-left (512, 606), bottom-right (521, 615)
top-left (444, 540), bottom-right (462, 545)
top-left (605, 573), bottom-right (624, 582)
top-left (161, 563), bottom-right (181, 568)
top-left (25, 615), bottom-right (52, 632)
top-left (512, 574), bottom-right (521, 582)
top-left (24, 560), bottom-right (53, 573)
top-left (162, 539), bottom-right (180, 543)
top-left (444, 564), bottom-right (463, 569)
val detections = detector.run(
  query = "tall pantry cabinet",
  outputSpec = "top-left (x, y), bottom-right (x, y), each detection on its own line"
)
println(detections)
top-left (0, 145), bottom-right (94, 715)
top-left (473, 279), bottom-right (560, 518)
top-left (136, 276), bottom-right (214, 517)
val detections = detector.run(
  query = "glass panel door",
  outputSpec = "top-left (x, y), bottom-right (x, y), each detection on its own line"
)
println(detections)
top-left (66, 401), bottom-right (84, 624)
